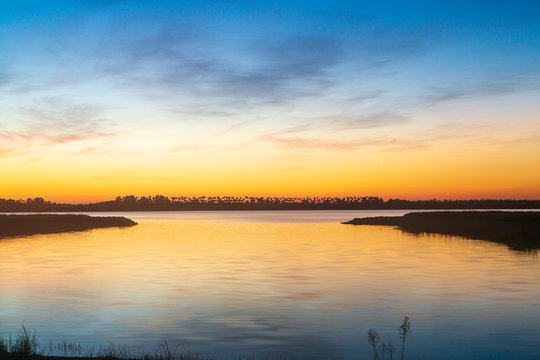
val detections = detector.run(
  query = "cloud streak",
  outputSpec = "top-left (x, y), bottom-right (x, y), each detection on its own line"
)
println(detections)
top-left (259, 134), bottom-right (426, 152)
top-left (424, 71), bottom-right (540, 105)
top-left (0, 16), bottom-right (431, 112)
top-left (0, 98), bottom-right (115, 158)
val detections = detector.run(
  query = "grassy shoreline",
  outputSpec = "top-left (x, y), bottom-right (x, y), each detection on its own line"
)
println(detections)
top-left (343, 211), bottom-right (540, 251)
top-left (0, 214), bottom-right (137, 238)
top-left (0, 318), bottom-right (413, 360)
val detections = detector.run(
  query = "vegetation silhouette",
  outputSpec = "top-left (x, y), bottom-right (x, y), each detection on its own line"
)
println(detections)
top-left (367, 329), bottom-right (380, 360)
top-left (398, 317), bottom-right (411, 360)
top-left (367, 317), bottom-right (409, 360)
top-left (1, 196), bottom-right (539, 212)
top-left (1, 321), bottom-right (410, 360)
top-left (0, 325), bottom-right (38, 357)
top-left (0, 214), bottom-right (137, 238)
top-left (0, 325), bottom-right (199, 360)
top-left (343, 211), bottom-right (540, 252)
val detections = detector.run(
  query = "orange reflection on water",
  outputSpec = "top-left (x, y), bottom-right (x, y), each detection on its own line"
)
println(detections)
top-left (0, 213), bottom-right (539, 359)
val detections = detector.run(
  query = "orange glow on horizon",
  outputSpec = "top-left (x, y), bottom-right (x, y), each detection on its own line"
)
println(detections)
top-left (2, 115), bottom-right (539, 204)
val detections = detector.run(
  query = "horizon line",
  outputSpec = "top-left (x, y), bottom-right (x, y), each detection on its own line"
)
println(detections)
top-left (2, 195), bottom-right (540, 206)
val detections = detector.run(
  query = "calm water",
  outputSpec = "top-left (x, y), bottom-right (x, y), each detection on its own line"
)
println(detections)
top-left (1, 210), bottom-right (539, 359)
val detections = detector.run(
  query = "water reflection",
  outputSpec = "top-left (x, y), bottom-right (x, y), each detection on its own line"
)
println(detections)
top-left (1, 211), bottom-right (539, 359)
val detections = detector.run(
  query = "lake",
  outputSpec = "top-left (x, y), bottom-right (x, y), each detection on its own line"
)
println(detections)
top-left (1, 210), bottom-right (539, 359)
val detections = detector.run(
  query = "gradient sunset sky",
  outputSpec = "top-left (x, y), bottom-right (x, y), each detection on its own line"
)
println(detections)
top-left (1, 1), bottom-right (539, 202)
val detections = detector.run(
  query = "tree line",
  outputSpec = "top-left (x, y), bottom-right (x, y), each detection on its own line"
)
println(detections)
top-left (0, 195), bottom-right (539, 211)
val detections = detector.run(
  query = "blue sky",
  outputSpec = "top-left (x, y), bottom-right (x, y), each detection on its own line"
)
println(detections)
top-left (2, 1), bottom-right (539, 129)
top-left (1, 1), bottom-right (539, 200)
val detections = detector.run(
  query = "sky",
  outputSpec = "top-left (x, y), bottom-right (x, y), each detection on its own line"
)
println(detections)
top-left (1, 0), bottom-right (539, 202)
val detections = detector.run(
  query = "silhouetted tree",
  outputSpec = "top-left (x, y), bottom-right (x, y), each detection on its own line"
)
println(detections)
top-left (0, 196), bottom-right (538, 212)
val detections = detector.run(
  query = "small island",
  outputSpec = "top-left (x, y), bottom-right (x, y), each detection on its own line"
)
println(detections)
top-left (343, 211), bottom-right (540, 251)
top-left (0, 214), bottom-right (137, 238)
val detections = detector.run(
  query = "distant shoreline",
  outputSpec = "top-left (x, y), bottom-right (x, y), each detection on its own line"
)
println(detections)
top-left (2, 208), bottom-right (540, 213)
top-left (0, 214), bottom-right (137, 238)
top-left (1, 197), bottom-right (539, 212)
top-left (343, 211), bottom-right (540, 251)
top-left (2, 205), bottom-right (540, 212)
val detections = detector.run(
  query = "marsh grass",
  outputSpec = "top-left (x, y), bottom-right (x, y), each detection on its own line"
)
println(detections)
top-left (2, 320), bottom-right (412, 360)
top-left (0, 337), bottom-right (9, 353)
top-left (0, 327), bottom-right (202, 360)
top-left (398, 317), bottom-right (412, 360)
top-left (11, 325), bottom-right (39, 356)
top-left (368, 317), bottom-right (410, 360)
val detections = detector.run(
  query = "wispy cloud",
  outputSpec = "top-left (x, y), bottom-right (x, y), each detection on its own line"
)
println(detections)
top-left (259, 134), bottom-right (425, 152)
top-left (0, 145), bottom-right (22, 159)
top-left (319, 112), bottom-right (409, 131)
top-left (18, 101), bottom-right (112, 143)
top-left (0, 98), bottom-right (115, 158)
top-left (0, 72), bottom-right (11, 88)
top-left (16, 17), bottom-right (429, 113)
top-left (344, 90), bottom-right (385, 104)
top-left (423, 70), bottom-right (540, 105)
top-left (97, 31), bottom-right (346, 104)
top-left (260, 135), bottom-right (359, 151)
top-left (220, 119), bottom-right (260, 134)
top-left (169, 144), bottom-right (214, 152)
top-left (263, 111), bottom-right (408, 138)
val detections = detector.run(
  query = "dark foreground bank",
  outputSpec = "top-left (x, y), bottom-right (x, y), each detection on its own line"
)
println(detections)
top-left (343, 211), bottom-right (540, 251)
top-left (0, 214), bottom-right (137, 238)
